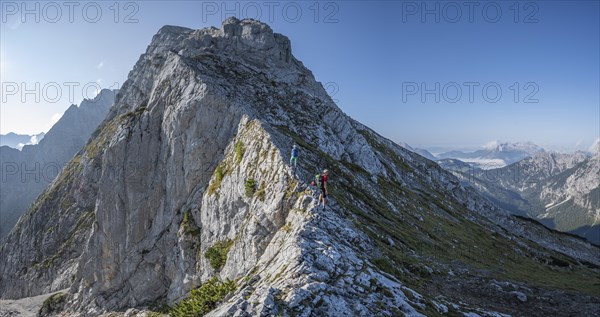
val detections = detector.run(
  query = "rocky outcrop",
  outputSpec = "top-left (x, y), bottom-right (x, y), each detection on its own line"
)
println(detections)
top-left (1, 18), bottom-right (598, 317)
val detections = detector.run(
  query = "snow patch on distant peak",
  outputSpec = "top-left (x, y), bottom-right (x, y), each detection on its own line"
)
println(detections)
top-left (588, 138), bottom-right (600, 155)
top-left (482, 140), bottom-right (542, 154)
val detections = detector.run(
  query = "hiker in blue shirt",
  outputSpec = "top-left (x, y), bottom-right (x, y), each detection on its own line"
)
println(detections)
top-left (290, 144), bottom-right (299, 168)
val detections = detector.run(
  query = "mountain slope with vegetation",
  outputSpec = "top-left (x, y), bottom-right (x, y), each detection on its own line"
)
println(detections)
top-left (441, 151), bottom-right (599, 244)
top-left (0, 18), bottom-right (598, 317)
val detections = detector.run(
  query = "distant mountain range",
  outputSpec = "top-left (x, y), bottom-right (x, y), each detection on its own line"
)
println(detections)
top-left (439, 149), bottom-right (599, 244)
top-left (0, 132), bottom-right (46, 149)
top-left (0, 89), bottom-right (116, 239)
top-left (1, 19), bottom-right (597, 317)
top-left (395, 142), bottom-right (438, 161)
top-left (435, 141), bottom-right (545, 169)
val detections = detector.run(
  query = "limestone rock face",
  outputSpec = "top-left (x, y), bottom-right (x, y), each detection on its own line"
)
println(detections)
top-left (1, 18), bottom-right (598, 317)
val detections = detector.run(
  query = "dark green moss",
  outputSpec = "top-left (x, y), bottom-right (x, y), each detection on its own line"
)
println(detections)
top-left (245, 178), bottom-right (256, 198)
top-left (38, 292), bottom-right (66, 316)
top-left (205, 239), bottom-right (233, 271)
top-left (170, 277), bottom-right (236, 317)
top-left (235, 141), bottom-right (246, 164)
top-left (372, 258), bottom-right (397, 276)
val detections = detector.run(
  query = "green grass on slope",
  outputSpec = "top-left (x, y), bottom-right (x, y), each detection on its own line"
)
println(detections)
top-left (244, 178), bottom-right (257, 197)
top-left (205, 239), bottom-right (234, 271)
top-left (170, 277), bottom-right (236, 317)
top-left (235, 140), bottom-right (246, 164)
top-left (39, 292), bottom-right (67, 316)
top-left (274, 124), bottom-right (600, 300)
top-left (342, 160), bottom-right (599, 298)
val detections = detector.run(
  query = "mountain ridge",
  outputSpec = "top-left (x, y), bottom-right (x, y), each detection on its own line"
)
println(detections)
top-left (440, 150), bottom-right (599, 244)
top-left (1, 18), bottom-right (598, 317)
top-left (0, 89), bottom-right (116, 240)
top-left (436, 141), bottom-right (545, 169)
top-left (0, 132), bottom-right (46, 149)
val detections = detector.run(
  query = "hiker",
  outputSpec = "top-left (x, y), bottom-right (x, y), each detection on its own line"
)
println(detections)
top-left (290, 144), bottom-right (299, 168)
top-left (316, 169), bottom-right (329, 208)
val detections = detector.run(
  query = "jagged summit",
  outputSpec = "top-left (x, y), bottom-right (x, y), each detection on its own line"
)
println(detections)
top-left (1, 18), bottom-right (598, 317)
top-left (147, 17), bottom-right (293, 68)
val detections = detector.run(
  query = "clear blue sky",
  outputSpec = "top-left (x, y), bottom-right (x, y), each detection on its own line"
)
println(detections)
top-left (1, 1), bottom-right (598, 152)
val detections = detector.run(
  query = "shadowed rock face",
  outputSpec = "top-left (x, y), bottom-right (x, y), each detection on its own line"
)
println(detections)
top-left (1, 18), bottom-right (598, 317)
top-left (0, 89), bottom-right (116, 240)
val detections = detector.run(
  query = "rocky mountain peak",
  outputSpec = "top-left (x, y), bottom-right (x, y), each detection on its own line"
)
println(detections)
top-left (1, 18), bottom-right (598, 317)
top-left (148, 18), bottom-right (292, 69)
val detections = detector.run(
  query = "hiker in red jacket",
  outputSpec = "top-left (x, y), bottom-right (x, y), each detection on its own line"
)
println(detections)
top-left (317, 169), bottom-right (329, 208)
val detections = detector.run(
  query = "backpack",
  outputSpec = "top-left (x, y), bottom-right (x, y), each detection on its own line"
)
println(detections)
top-left (315, 174), bottom-right (323, 189)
